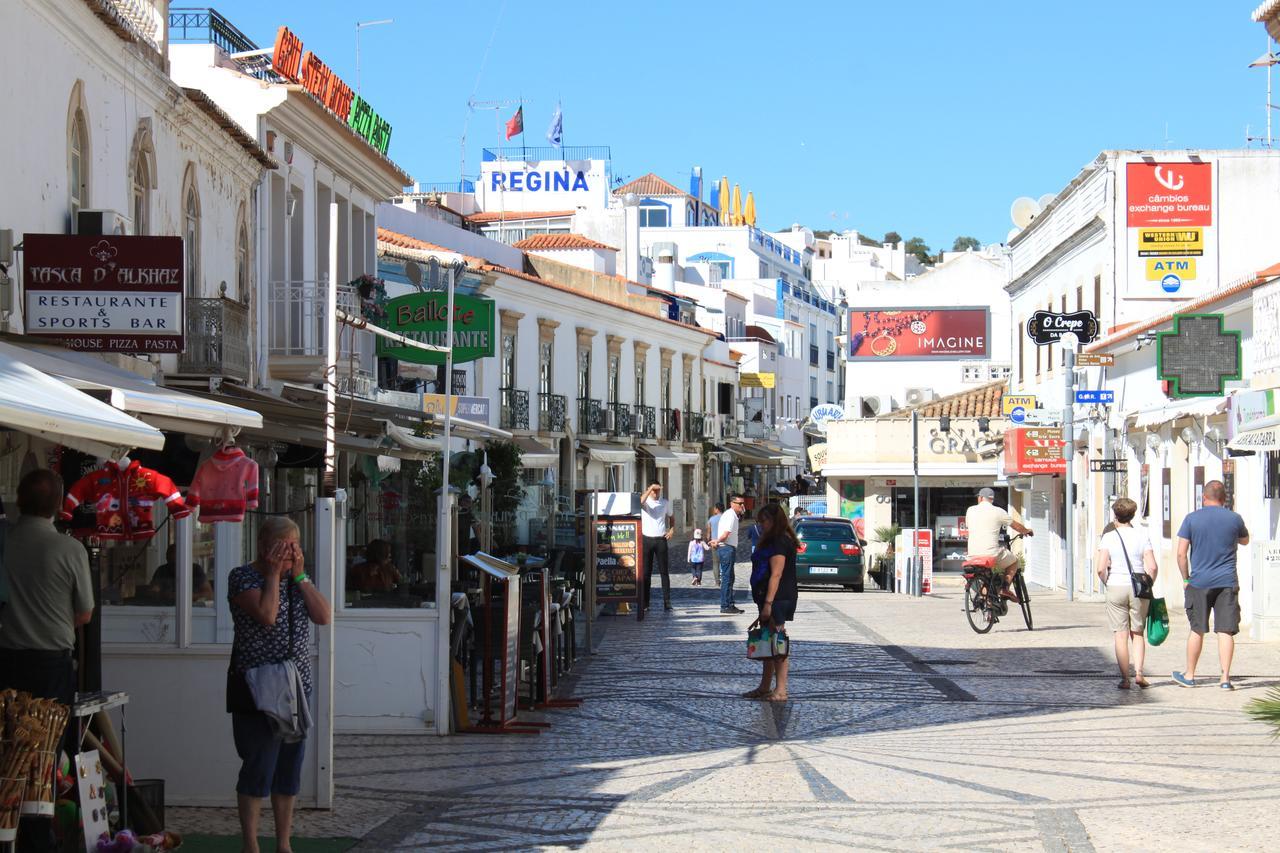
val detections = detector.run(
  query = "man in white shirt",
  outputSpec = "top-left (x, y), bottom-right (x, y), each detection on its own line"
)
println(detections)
top-left (965, 487), bottom-right (1033, 600)
top-left (640, 482), bottom-right (675, 612)
top-left (714, 495), bottom-right (746, 614)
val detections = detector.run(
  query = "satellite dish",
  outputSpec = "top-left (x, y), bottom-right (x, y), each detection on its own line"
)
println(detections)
top-left (1038, 193), bottom-right (1056, 210)
top-left (404, 259), bottom-right (423, 286)
top-left (1010, 196), bottom-right (1040, 229)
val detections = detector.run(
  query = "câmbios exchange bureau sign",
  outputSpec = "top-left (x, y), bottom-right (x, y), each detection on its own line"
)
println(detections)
top-left (22, 234), bottom-right (184, 353)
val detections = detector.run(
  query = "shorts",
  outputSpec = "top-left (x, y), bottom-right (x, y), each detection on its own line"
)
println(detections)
top-left (1185, 586), bottom-right (1240, 636)
top-left (752, 587), bottom-right (796, 624)
top-left (232, 707), bottom-right (309, 797)
top-left (1105, 584), bottom-right (1149, 633)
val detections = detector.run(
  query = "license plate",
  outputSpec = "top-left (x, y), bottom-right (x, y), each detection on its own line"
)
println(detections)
top-left (810, 566), bottom-right (838, 574)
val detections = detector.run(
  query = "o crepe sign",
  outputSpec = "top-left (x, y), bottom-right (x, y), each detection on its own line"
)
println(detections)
top-left (376, 292), bottom-right (495, 365)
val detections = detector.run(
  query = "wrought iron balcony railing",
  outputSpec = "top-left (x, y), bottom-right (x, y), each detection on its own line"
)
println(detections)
top-left (268, 279), bottom-right (368, 361)
top-left (179, 297), bottom-right (250, 382)
top-left (500, 388), bottom-right (529, 430)
top-left (685, 412), bottom-right (707, 443)
top-left (577, 397), bottom-right (603, 435)
top-left (538, 392), bottom-right (566, 433)
top-left (660, 408), bottom-right (681, 442)
top-left (608, 402), bottom-right (631, 437)
top-left (634, 404), bottom-right (656, 439)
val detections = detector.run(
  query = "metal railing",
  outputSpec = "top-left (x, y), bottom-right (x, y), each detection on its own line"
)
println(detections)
top-left (685, 412), bottom-right (707, 443)
top-left (268, 279), bottom-right (371, 364)
top-left (482, 145), bottom-right (611, 163)
top-left (608, 402), bottom-right (631, 437)
top-left (720, 418), bottom-right (736, 439)
top-left (100, 0), bottom-right (166, 55)
top-left (809, 345), bottom-right (820, 367)
top-left (634, 404), bottom-right (656, 439)
top-left (169, 7), bottom-right (257, 53)
top-left (660, 408), bottom-right (681, 442)
top-left (577, 397), bottom-right (603, 435)
top-left (179, 297), bottom-right (250, 381)
top-left (500, 388), bottom-right (529, 430)
top-left (538, 393), bottom-right (566, 433)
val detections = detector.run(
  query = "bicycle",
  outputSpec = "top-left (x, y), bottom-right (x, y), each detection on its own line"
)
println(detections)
top-left (962, 533), bottom-right (1033, 633)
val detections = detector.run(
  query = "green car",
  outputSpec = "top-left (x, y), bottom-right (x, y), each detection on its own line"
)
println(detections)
top-left (795, 518), bottom-right (865, 591)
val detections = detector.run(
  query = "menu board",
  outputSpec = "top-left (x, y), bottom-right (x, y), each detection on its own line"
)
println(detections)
top-left (594, 518), bottom-right (642, 604)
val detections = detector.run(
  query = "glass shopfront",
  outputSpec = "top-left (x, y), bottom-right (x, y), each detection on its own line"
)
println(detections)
top-left (891, 484), bottom-right (1010, 572)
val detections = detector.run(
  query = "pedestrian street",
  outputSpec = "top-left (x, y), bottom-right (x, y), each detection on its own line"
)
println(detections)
top-left (171, 564), bottom-right (1280, 852)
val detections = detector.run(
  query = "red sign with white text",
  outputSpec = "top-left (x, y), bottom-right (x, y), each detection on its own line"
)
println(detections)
top-left (848, 308), bottom-right (988, 360)
top-left (1004, 427), bottom-right (1067, 475)
top-left (1126, 162), bottom-right (1212, 227)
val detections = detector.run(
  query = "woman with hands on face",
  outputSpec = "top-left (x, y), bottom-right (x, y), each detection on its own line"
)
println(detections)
top-left (742, 502), bottom-right (799, 702)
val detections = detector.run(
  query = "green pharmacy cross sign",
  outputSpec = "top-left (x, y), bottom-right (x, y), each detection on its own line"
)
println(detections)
top-left (1156, 313), bottom-right (1241, 397)
top-left (376, 292), bottom-right (495, 365)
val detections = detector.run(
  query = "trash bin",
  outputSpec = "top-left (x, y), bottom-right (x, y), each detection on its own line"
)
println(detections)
top-left (129, 778), bottom-right (164, 835)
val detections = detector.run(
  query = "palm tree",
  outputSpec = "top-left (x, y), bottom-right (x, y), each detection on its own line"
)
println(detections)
top-left (1247, 688), bottom-right (1280, 736)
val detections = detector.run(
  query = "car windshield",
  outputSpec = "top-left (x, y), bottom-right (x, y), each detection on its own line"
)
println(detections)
top-left (796, 522), bottom-right (857, 542)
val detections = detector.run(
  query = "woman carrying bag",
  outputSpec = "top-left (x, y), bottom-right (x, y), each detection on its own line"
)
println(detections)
top-left (1095, 498), bottom-right (1158, 690)
top-left (742, 503), bottom-right (799, 702)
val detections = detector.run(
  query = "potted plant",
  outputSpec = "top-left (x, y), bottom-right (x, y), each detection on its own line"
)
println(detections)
top-left (870, 523), bottom-right (901, 590)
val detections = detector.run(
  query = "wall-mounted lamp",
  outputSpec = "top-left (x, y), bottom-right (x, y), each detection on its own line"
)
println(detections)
top-left (1145, 433), bottom-right (1163, 451)
top-left (939, 415), bottom-right (951, 433)
top-left (977, 416), bottom-right (990, 432)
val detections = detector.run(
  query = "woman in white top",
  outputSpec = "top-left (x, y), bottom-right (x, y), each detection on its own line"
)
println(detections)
top-left (1095, 497), bottom-right (1159, 689)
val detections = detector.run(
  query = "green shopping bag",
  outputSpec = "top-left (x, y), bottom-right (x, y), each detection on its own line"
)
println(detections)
top-left (1146, 596), bottom-right (1170, 646)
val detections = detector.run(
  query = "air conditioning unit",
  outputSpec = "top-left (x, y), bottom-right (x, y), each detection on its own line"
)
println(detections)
top-left (601, 408), bottom-right (616, 432)
top-left (76, 209), bottom-right (130, 236)
top-left (903, 387), bottom-right (936, 407)
top-left (856, 394), bottom-right (892, 418)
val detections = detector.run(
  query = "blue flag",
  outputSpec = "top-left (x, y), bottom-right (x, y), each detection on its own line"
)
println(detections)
top-left (546, 103), bottom-right (563, 148)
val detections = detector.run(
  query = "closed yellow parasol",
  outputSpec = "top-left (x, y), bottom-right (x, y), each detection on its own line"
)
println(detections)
top-left (744, 191), bottom-right (757, 227)
top-left (731, 184), bottom-right (743, 226)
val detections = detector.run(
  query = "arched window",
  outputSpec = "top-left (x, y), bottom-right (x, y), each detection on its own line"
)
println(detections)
top-left (182, 165), bottom-right (201, 298)
top-left (129, 122), bottom-right (155, 236)
top-left (67, 83), bottom-right (90, 223)
top-left (235, 212), bottom-right (250, 304)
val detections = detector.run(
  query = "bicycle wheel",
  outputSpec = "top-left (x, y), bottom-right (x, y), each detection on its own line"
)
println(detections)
top-left (1016, 573), bottom-right (1033, 630)
top-left (964, 575), bottom-right (995, 634)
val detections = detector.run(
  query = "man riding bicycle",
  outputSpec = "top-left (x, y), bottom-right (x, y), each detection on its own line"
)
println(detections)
top-left (965, 487), bottom-right (1033, 600)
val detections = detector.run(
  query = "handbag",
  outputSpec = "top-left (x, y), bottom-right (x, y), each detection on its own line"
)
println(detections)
top-left (746, 625), bottom-right (789, 659)
top-left (226, 577), bottom-right (295, 714)
top-left (1146, 596), bottom-right (1170, 646)
top-left (1114, 530), bottom-right (1153, 600)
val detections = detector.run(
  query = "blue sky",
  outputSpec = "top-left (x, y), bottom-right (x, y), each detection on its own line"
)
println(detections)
top-left (202, 1), bottom-right (1271, 250)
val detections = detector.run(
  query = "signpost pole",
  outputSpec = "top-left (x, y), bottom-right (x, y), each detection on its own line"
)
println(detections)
top-left (585, 490), bottom-right (597, 655)
top-left (912, 410), bottom-right (921, 598)
top-left (1063, 344), bottom-right (1076, 602)
top-left (436, 263), bottom-right (456, 734)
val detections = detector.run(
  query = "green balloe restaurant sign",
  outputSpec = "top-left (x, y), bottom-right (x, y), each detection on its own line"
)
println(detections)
top-left (377, 292), bottom-right (495, 365)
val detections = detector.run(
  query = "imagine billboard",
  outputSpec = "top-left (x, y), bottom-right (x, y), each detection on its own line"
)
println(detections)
top-left (848, 308), bottom-right (989, 360)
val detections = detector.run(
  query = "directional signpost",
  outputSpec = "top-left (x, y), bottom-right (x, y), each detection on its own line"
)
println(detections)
top-left (1090, 459), bottom-right (1127, 473)
top-left (1076, 353), bottom-right (1114, 368)
top-left (1075, 390), bottom-right (1115, 404)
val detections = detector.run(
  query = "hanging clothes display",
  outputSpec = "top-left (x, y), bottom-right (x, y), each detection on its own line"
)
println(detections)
top-left (186, 446), bottom-right (260, 524)
top-left (62, 458), bottom-right (190, 541)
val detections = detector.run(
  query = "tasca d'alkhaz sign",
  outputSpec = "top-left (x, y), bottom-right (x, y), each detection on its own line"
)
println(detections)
top-left (22, 233), bottom-right (184, 353)
top-left (1026, 310), bottom-right (1099, 346)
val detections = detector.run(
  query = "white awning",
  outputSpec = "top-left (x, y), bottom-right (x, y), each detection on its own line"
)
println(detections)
top-left (0, 343), bottom-right (165, 457)
top-left (639, 445), bottom-right (680, 467)
top-left (579, 441), bottom-right (635, 464)
top-left (1228, 414), bottom-right (1280, 452)
top-left (513, 436), bottom-right (557, 467)
top-left (1129, 397), bottom-right (1226, 429)
top-left (6, 342), bottom-right (262, 435)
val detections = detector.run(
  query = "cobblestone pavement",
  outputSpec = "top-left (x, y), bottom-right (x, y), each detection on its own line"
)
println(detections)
top-left (173, 558), bottom-right (1280, 852)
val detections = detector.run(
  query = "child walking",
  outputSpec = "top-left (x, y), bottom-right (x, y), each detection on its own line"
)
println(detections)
top-left (687, 528), bottom-right (707, 585)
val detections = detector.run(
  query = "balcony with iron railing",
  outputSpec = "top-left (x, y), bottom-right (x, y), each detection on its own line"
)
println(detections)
top-left (685, 412), bottom-right (708, 443)
top-left (634, 404), bottom-right (656, 440)
top-left (577, 397), bottom-right (603, 435)
top-left (178, 297), bottom-right (251, 382)
top-left (500, 388), bottom-right (529, 430)
top-left (268, 278), bottom-right (374, 385)
top-left (660, 408), bottom-right (681, 442)
top-left (608, 402), bottom-right (632, 437)
top-left (538, 393), bottom-right (566, 433)
top-left (96, 0), bottom-right (167, 58)
top-left (720, 417), bottom-right (737, 440)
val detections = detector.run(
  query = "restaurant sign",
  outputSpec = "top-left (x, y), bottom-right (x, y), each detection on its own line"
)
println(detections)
top-left (22, 234), bottom-right (184, 353)
top-left (376, 292), bottom-right (495, 365)
top-left (272, 27), bottom-right (392, 155)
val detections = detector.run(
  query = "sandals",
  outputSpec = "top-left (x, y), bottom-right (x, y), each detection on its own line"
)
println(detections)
top-left (763, 692), bottom-right (789, 702)
top-left (1134, 676), bottom-right (1151, 689)
top-left (741, 687), bottom-right (771, 699)
top-left (1118, 680), bottom-right (1131, 690)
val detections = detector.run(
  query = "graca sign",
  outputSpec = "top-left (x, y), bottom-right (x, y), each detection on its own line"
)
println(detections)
top-left (377, 292), bottom-right (495, 365)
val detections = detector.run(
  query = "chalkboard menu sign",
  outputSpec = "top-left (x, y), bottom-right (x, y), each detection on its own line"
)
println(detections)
top-left (594, 518), bottom-right (642, 604)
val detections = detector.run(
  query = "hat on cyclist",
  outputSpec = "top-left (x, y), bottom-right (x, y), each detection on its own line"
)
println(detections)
top-left (977, 487), bottom-right (996, 500)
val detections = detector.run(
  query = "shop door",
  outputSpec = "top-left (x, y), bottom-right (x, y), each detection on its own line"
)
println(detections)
top-left (1024, 486), bottom-right (1052, 587)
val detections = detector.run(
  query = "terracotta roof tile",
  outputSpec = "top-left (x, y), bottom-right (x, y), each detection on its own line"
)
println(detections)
top-left (466, 209), bottom-right (575, 224)
top-left (744, 325), bottom-right (776, 343)
top-left (883, 380), bottom-right (1007, 420)
top-left (376, 228), bottom-right (453, 254)
top-left (513, 233), bottom-right (617, 252)
top-left (612, 173), bottom-right (685, 197)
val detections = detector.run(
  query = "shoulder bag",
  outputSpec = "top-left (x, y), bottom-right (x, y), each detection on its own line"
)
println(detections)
top-left (226, 577), bottom-right (295, 714)
top-left (1114, 530), bottom-right (1153, 600)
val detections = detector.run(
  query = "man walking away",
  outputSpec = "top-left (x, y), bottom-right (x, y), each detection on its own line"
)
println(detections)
top-left (965, 487), bottom-right (1033, 600)
top-left (1173, 480), bottom-right (1248, 689)
top-left (715, 495), bottom-right (746, 614)
top-left (0, 470), bottom-right (94, 852)
top-left (640, 482), bottom-right (674, 612)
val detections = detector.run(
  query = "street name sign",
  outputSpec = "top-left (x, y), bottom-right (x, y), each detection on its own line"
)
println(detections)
top-left (1021, 409), bottom-right (1063, 426)
top-left (1090, 459), bottom-right (1127, 473)
top-left (1075, 390), bottom-right (1115, 404)
top-left (1076, 353), bottom-right (1115, 367)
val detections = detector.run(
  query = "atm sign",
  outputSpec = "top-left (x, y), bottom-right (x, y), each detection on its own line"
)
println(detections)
top-left (1146, 259), bottom-right (1196, 281)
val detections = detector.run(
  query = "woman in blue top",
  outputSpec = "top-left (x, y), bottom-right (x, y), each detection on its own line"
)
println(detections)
top-left (743, 502), bottom-right (799, 702)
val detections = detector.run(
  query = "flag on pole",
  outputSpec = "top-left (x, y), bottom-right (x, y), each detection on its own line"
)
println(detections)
top-left (505, 106), bottom-right (524, 140)
top-left (546, 103), bottom-right (563, 148)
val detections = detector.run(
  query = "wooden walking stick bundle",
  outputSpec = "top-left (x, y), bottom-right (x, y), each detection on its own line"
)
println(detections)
top-left (0, 691), bottom-right (70, 817)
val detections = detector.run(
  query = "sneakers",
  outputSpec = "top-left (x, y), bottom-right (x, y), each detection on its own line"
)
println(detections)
top-left (720, 606), bottom-right (744, 614)
top-left (1220, 681), bottom-right (1235, 691)
top-left (1171, 671), bottom-right (1196, 688)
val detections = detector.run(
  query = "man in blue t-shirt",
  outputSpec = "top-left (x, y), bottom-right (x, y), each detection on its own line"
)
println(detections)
top-left (1172, 480), bottom-right (1249, 690)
